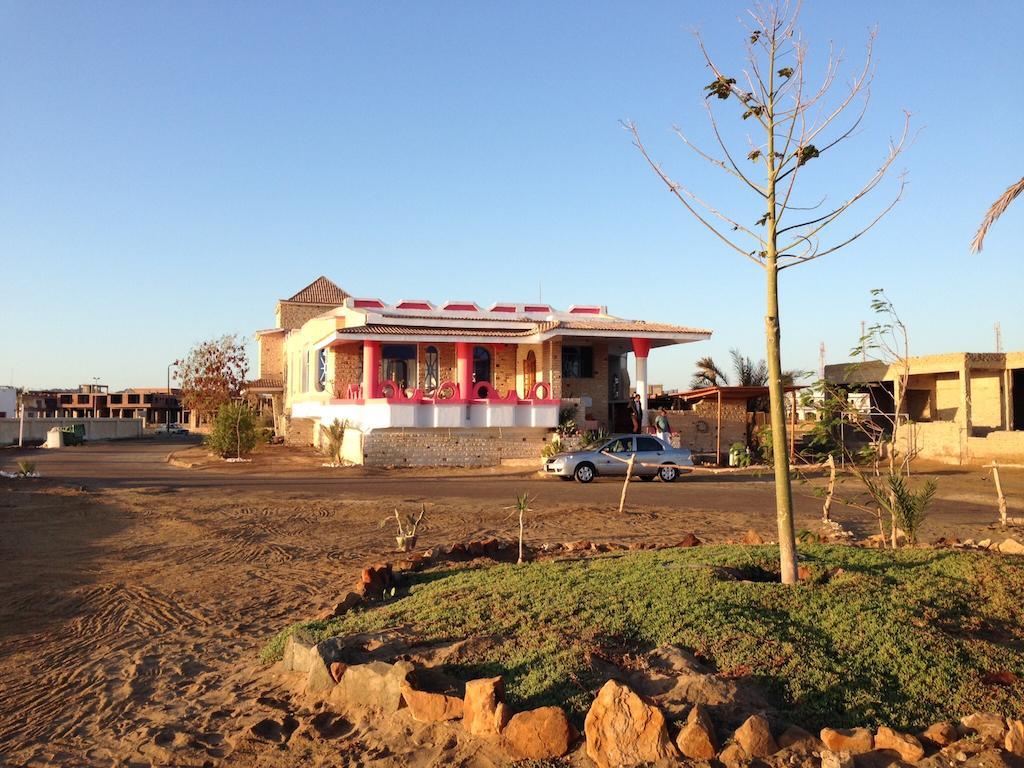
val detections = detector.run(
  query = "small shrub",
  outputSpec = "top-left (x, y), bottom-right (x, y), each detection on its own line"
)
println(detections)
top-left (205, 402), bottom-right (259, 458)
top-left (322, 418), bottom-right (349, 464)
top-left (541, 435), bottom-right (563, 459)
top-left (16, 460), bottom-right (36, 477)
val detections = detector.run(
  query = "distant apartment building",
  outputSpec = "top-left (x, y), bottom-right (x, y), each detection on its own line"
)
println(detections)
top-left (24, 384), bottom-right (184, 424)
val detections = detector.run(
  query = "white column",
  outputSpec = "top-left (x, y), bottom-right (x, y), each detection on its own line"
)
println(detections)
top-left (635, 355), bottom-right (648, 417)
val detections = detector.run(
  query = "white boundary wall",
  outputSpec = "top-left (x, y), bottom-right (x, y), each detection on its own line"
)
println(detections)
top-left (0, 418), bottom-right (145, 445)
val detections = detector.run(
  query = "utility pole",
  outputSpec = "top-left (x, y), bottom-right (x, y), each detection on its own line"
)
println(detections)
top-left (995, 322), bottom-right (1003, 353)
top-left (860, 321), bottom-right (867, 362)
top-left (819, 342), bottom-right (826, 381)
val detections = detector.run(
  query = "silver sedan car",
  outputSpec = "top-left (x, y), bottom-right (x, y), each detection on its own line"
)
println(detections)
top-left (543, 434), bottom-right (694, 483)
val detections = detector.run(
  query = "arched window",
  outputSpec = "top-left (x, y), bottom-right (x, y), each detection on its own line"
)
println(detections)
top-left (424, 346), bottom-right (439, 393)
top-left (473, 346), bottom-right (491, 385)
top-left (315, 348), bottom-right (328, 392)
top-left (523, 350), bottom-right (537, 394)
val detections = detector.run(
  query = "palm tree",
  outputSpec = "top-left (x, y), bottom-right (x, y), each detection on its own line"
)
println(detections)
top-left (971, 176), bottom-right (1024, 253)
top-left (691, 356), bottom-right (729, 388)
top-left (692, 348), bottom-right (798, 389)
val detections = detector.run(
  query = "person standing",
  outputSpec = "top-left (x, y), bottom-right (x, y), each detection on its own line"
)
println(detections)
top-left (631, 393), bottom-right (643, 434)
top-left (655, 408), bottom-right (673, 444)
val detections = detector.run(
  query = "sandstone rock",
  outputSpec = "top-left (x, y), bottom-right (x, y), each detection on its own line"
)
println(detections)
top-left (960, 712), bottom-right (1007, 741)
top-left (777, 724), bottom-right (821, 751)
top-left (306, 654), bottom-right (336, 695)
top-left (330, 660), bottom-right (413, 713)
top-left (921, 721), bottom-right (959, 747)
top-left (329, 661), bottom-right (347, 684)
top-left (326, 591), bottom-right (361, 619)
top-left (501, 706), bottom-right (574, 760)
top-left (875, 726), bottom-right (925, 763)
top-left (978, 538), bottom-right (993, 549)
top-left (820, 727), bottom-right (873, 754)
top-left (820, 749), bottom-right (855, 768)
top-left (676, 533), bottom-right (702, 548)
top-left (584, 680), bottom-right (677, 768)
top-left (463, 677), bottom-right (505, 738)
top-left (357, 563), bottom-right (394, 598)
top-left (998, 538), bottom-right (1024, 555)
top-left (734, 713), bottom-right (777, 757)
top-left (494, 702), bottom-right (512, 733)
top-left (1005, 719), bottom-right (1024, 756)
top-left (676, 704), bottom-right (716, 759)
top-left (282, 632), bottom-right (319, 673)
top-left (742, 530), bottom-right (765, 545)
top-left (399, 682), bottom-right (463, 723)
top-left (718, 742), bottom-right (749, 766)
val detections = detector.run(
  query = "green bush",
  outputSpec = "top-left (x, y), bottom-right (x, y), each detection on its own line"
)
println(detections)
top-left (205, 402), bottom-right (259, 458)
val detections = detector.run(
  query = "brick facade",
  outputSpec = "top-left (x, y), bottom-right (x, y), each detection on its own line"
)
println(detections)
top-left (361, 427), bottom-right (552, 467)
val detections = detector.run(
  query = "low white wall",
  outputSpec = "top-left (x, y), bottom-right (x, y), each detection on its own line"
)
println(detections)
top-left (0, 418), bottom-right (145, 445)
top-left (291, 400), bottom-right (560, 433)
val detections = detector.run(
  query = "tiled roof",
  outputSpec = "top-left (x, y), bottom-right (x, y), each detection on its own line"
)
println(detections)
top-left (283, 276), bottom-right (350, 305)
top-left (337, 325), bottom-right (537, 338)
top-left (336, 318), bottom-right (709, 339)
top-left (245, 376), bottom-right (285, 390)
top-left (558, 319), bottom-right (711, 335)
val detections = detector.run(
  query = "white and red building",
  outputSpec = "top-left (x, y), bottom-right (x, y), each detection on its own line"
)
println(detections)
top-left (250, 277), bottom-right (711, 463)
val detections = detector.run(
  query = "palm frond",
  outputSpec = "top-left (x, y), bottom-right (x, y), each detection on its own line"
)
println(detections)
top-left (971, 176), bottom-right (1024, 253)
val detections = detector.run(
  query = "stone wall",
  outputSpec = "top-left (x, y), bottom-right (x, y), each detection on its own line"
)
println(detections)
top-left (664, 400), bottom-right (748, 459)
top-left (896, 421), bottom-right (1024, 465)
top-left (358, 427), bottom-right (552, 467)
top-left (491, 344), bottom-right (518, 395)
top-left (970, 371), bottom-right (1005, 429)
top-left (258, 333), bottom-right (285, 378)
top-left (562, 341), bottom-right (610, 429)
top-left (276, 301), bottom-right (337, 330)
top-left (332, 343), bottom-right (363, 396)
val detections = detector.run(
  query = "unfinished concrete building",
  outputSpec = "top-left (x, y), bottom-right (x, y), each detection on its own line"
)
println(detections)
top-left (825, 352), bottom-right (1024, 465)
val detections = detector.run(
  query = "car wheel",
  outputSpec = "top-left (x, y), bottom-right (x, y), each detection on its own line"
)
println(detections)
top-left (574, 463), bottom-right (596, 483)
top-left (658, 464), bottom-right (678, 482)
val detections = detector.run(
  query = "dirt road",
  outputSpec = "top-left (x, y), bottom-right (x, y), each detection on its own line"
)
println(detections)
top-left (0, 440), bottom-right (1019, 766)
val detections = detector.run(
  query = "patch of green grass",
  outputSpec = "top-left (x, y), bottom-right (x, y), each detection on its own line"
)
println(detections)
top-left (262, 546), bottom-right (1024, 730)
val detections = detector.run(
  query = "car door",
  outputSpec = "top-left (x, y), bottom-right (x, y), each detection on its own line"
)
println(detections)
top-left (634, 436), bottom-right (667, 475)
top-left (596, 437), bottom-right (634, 476)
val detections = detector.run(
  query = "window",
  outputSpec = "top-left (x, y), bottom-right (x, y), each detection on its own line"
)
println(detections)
top-left (562, 346), bottom-right (594, 378)
top-left (473, 346), bottom-right (491, 384)
top-left (382, 345), bottom-right (417, 390)
top-left (316, 348), bottom-right (328, 392)
top-left (636, 437), bottom-right (663, 452)
top-left (605, 438), bottom-right (633, 453)
top-left (424, 346), bottom-right (439, 392)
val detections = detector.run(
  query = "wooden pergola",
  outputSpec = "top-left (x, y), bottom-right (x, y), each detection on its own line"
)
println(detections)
top-left (654, 385), bottom-right (803, 463)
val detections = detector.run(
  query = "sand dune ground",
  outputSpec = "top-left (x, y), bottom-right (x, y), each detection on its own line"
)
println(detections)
top-left (1, 443), bottom-right (1020, 767)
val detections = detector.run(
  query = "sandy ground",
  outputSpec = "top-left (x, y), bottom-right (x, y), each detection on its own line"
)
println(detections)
top-left (1, 439), bottom-right (1022, 767)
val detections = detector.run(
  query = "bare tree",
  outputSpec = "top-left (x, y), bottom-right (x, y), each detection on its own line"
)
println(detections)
top-left (971, 176), bottom-right (1024, 253)
top-left (177, 334), bottom-right (249, 424)
top-left (626, 1), bottom-right (910, 583)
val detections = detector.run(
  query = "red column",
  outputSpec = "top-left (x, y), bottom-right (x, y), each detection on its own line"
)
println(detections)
top-left (362, 341), bottom-right (380, 399)
top-left (456, 342), bottom-right (472, 401)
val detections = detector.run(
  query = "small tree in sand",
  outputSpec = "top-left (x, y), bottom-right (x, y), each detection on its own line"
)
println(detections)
top-left (206, 402), bottom-right (259, 459)
top-left (627, 1), bottom-right (910, 582)
top-left (509, 493), bottom-right (532, 564)
top-left (322, 418), bottom-right (349, 465)
top-left (177, 334), bottom-right (249, 424)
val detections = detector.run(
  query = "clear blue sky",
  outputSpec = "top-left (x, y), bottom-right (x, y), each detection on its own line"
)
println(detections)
top-left (3, 1), bottom-right (1022, 390)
